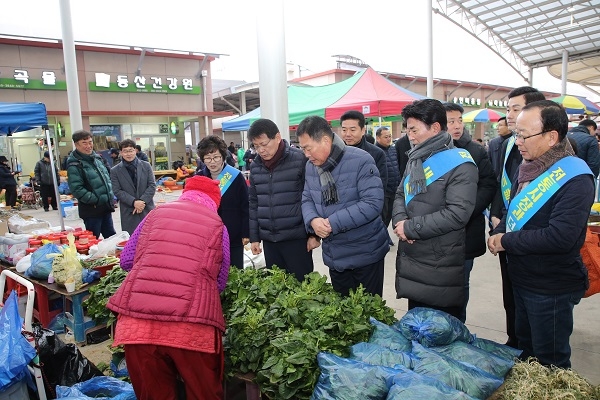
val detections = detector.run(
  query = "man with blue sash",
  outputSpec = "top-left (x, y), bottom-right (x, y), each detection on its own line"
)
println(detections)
top-left (488, 86), bottom-right (546, 348)
top-left (488, 100), bottom-right (594, 369)
top-left (392, 99), bottom-right (478, 320)
top-left (196, 135), bottom-right (249, 270)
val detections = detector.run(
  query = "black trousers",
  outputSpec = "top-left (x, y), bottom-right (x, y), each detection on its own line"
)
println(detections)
top-left (499, 251), bottom-right (518, 347)
top-left (230, 245), bottom-right (244, 270)
top-left (263, 239), bottom-right (314, 282)
top-left (329, 258), bottom-right (385, 297)
top-left (40, 184), bottom-right (58, 210)
top-left (381, 192), bottom-right (395, 228)
top-left (3, 185), bottom-right (17, 207)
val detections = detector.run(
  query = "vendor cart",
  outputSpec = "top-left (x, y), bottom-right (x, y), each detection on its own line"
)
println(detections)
top-left (0, 269), bottom-right (47, 400)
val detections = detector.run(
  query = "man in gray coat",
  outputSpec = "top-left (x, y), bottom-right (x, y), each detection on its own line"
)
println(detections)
top-left (392, 99), bottom-right (478, 319)
top-left (110, 139), bottom-right (156, 234)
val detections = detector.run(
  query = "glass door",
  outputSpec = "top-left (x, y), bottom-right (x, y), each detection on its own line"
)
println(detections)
top-left (134, 136), bottom-right (171, 170)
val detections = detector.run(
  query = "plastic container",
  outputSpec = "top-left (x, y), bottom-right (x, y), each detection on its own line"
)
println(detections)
top-left (28, 239), bottom-right (42, 248)
top-left (78, 236), bottom-right (89, 245)
top-left (76, 243), bottom-right (89, 255)
top-left (60, 200), bottom-right (74, 217)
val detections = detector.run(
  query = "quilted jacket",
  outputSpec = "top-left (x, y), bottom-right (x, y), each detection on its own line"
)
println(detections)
top-left (107, 200), bottom-right (226, 332)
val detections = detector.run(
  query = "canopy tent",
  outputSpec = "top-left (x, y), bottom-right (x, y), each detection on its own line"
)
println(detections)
top-left (0, 102), bottom-right (48, 134)
top-left (222, 68), bottom-right (425, 131)
top-left (0, 102), bottom-right (65, 230)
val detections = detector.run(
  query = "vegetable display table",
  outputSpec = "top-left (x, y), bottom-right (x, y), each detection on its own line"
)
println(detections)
top-left (4, 267), bottom-right (102, 344)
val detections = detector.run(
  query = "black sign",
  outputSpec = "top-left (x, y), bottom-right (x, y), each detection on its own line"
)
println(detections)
top-left (159, 124), bottom-right (169, 134)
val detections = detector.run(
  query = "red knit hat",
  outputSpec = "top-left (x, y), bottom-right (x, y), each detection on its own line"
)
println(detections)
top-left (182, 176), bottom-right (221, 208)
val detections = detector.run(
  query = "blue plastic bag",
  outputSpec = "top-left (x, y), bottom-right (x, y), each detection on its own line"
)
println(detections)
top-left (430, 340), bottom-right (514, 378)
top-left (349, 342), bottom-right (414, 370)
top-left (368, 317), bottom-right (412, 352)
top-left (311, 352), bottom-right (404, 400)
top-left (411, 342), bottom-right (502, 399)
top-left (26, 243), bottom-right (61, 279)
top-left (470, 335), bottom-right (522, 361)
top-left (394, 307), bottom-right (472, 347)
top-left (386, 372), bottom-right (477, 400)
top-left (0, 291), bottom-right (37, 390)
top-left (56, 376), bottom-right (136, 399)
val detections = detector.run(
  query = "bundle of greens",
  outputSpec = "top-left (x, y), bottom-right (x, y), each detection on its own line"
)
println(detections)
top-left (222, 267), bottom-right (397, 400)
top-left (83, 266), bottom-right (127, 327)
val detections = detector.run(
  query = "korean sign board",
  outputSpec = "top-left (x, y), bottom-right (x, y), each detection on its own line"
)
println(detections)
top-left (89, 73), bottom-right (201, 94)
top-left (0, 70), bottom-right (66, 90)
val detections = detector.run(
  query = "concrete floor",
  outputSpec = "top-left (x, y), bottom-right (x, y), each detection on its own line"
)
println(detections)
top-left (18, 190), bottom-right (600, 385)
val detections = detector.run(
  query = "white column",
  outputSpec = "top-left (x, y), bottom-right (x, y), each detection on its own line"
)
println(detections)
top-left (59, 0), bottom-right (83, 133)
top-left (426, 0), bottom-right (434, 98)
top-left (256, 1), bottom-right (290, 141)
top-left (561, 50), bottom-right (569, 95)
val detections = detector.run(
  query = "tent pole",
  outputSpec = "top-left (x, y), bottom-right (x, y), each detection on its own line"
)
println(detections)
top-left (45, 127), bottom-right (65, 231)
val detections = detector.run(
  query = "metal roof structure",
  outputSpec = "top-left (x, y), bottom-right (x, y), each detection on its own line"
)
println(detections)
top-left (433, 0), bottom-right (600, 94)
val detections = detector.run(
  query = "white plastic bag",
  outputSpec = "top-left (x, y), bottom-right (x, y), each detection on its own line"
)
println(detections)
top-left (89, 232), bottom-right (130, 260)
top-left (16, 253), bottom-right (32, 273)
top-left (243, 244), bottom-right (266, 269)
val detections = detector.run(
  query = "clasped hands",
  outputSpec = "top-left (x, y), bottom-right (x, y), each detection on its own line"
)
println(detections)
top-left (311, 217), bottom-right (332, 239)
top-left (132, 199), bottom-right (146, 214)
top-left (487, 233), bottom-right (505, 256)
top-left (394, 220), bottom-right (414, 244)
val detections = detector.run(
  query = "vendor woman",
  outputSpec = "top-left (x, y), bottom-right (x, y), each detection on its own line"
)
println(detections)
top-left (196, 135), bottom-right (249, 269)
top-left (108, 176), bottom-right (230, 399)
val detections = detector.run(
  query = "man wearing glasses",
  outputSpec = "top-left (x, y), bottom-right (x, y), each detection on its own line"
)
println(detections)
top-left (247, 119), bottom-right (317, 282)
top-left (488, 100), bottom-right (593, 368)
top-left (488, 86), bottom-right (545, 349)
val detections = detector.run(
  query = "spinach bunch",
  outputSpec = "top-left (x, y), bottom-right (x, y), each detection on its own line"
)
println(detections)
top-left (83, 266), bottom-right (127, 327)
top-left (222, 267), bottom-right (396, 399)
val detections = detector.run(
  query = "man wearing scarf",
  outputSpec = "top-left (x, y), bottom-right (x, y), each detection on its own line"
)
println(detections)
top-left (248, 119), bottom-right (317, 282)
top-left (298, 116), bottom-right (389, 297)
top-left (392, 99), bottom-right (478, 319)
top-left (488, 100), bottom-right (594, 369)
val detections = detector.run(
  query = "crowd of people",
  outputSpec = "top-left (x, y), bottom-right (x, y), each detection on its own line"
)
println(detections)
top-left (33, 86), bottom-right (595, 399)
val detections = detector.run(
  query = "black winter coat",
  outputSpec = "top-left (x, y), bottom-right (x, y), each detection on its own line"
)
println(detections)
top-left (0, 163), bottom-right (17, 187)
top-left (395, 135), bottom-right (411, 179)
top-left (376, 142), bottom-right (401, 195)
top-left (353, 136), bottom-right (388, 191)
top-left (248, 141), bottom-right (308, 243)
top-left (454, 133), bottom-right (497, 259)
top-left (490, 135), bottom-right (522, 219)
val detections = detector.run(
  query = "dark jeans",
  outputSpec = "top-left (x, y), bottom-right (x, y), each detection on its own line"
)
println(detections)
top-left (513, 285), bottom-right (584, 368)
top-left (83, 213), bottom-right (117, 239)
top-left (40, 184), bottom-right (58, 210)
top-left (329, 258), bottom-right (385, 297)
top-left (499, 252), bottom-right (518, 347)
top-left (457, 258), bottom-right (474, 323)
top-left (263, 239), bottom-right (314, 282)
top-left (3, 185), bottom-right (17, 207)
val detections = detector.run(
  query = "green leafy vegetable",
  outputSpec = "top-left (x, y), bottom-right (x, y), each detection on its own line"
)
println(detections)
top-left (222, 267), bottom-right (396, 399)
top-left (83, 266), bottom-right (127, 327)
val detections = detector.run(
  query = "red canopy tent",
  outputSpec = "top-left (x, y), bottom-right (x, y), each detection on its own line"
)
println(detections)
top-left (324, 67), bottom-right (425, 121)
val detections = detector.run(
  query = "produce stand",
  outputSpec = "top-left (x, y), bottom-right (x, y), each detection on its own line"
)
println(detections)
top-left (153, 169), bottom-right (178, 180)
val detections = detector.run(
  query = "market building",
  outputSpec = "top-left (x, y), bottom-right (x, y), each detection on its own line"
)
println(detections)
top-left (0, 35), bottom-right (232, 176)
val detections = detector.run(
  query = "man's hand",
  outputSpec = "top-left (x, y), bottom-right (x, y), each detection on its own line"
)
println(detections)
top-left (242, 237), bottom-right (250, 246)
top-left (487, 234), bottom-right (505, 255)
top-left (491, 216), bottom-right (501, 229)
top-left (307, 236), bottom-right (321, 251)
top-left (251, 242), bottom-right (262, 255)
top-left (310, 218), bottom-right (332, 239)
top-left (393, 220), bottom-right (414, 244)
top-left (133, 200), bottom-right (145, 214)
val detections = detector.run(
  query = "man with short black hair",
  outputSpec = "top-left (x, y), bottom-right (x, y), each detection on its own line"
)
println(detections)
top-left (488, 100), bottom-right (594, 368)
top-left (67, 130), bottom-right (116, 239)
top-left (569, 119), bottom-right (600, 177)
top-left (393, 99), bottom-right (478, 318)
top-left (375, 126), bottom-right (400, 231)
top-left (135, 145), bottom-right (149, 162)
top-left (444, 102), bottom-right (496, 323)
top-left (488, 117), bottom-right (510, 175)
top-left (340, 110), bottom-right (388, 190)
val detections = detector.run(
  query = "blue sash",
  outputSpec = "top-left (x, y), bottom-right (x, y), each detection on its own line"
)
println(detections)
top-left (404, 148), bottom-right (475, 205)
top-left (506, 156), bottom-right (592, 232)
top-left (501, 136), bottom-right (516, 209)
top-left (216, 164), bottom-right (241, 196)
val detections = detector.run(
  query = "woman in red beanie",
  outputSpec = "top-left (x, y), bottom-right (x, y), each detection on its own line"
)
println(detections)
top-left (108, 175), bottom-right (230, 400)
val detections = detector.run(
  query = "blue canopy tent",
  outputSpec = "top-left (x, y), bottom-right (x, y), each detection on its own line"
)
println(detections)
top-left (0, 102), bottom-right (48, 135)
top-left (0, 102), bottom-right (65, 230)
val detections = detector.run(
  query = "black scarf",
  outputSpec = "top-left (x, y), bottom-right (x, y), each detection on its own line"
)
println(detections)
top-left (317, 134), bottom-right (346, 206)
top-left (124, 157), bottom-right (138, 187)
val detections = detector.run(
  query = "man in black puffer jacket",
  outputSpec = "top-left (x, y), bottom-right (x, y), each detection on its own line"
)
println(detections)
top-left (568, 119), bottom-right (600, 178)
top-left (248, 119), bottom-right (318, 282)
top-left (444, 103), bottom-right (497, 323)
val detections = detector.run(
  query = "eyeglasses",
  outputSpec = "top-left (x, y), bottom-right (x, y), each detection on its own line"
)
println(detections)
top-left (515, 130), bottom-right (550, 142)
top-left (121, 149), bottom-right (136, 154)
top-left (253, 138), bottom-right (272, 151)
top-left (203, 155), bottom-right (222, 163)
